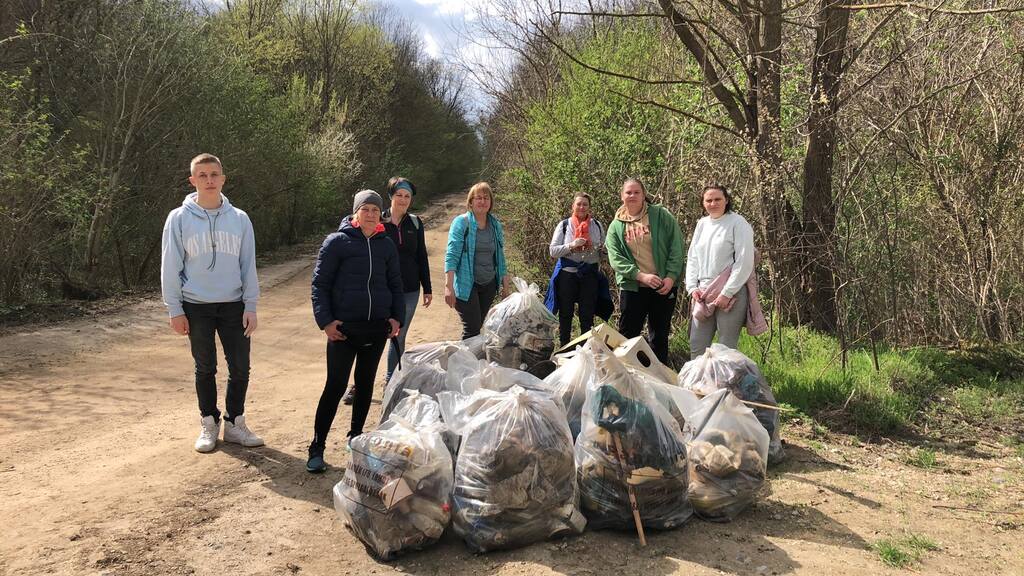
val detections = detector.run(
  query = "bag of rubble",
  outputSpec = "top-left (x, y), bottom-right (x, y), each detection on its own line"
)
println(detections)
top-left (437, 385), bottom-right (584, 552)
top-left (576, 340), bottom-right (693, 531)
top-left (379, 341), bottom-right (478, 422)
top-left (686, 389), bottom-right (768, 521)
top-left (482, 277), bottom-right (558, 377)
top-left (333, 397), bottom-right (454, 560)
top-left (542, 343), bottom-right (596, 440)
top-left (678, 343), bottom-right (784, 463)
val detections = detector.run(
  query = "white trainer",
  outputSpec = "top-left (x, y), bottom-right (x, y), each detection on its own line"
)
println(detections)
top-left (223, 415), bottom-right (264, 447)
top-left (195, 415), bottom-right (220, 453)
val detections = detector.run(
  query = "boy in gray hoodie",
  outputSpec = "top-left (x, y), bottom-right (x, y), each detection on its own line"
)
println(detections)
top-left (161, 153), bottom-right (263, 453)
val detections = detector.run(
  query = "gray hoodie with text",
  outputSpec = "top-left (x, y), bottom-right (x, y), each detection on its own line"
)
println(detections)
top-left (160, 192), bottom-right (259, 317)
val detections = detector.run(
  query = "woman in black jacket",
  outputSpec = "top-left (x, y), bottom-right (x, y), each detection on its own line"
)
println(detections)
top-left (306, 190), bottom-right (404, 473)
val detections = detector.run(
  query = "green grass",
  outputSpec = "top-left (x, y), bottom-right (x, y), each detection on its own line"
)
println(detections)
top-left (873, 539), bottom-right (915, 568)
top-left (669, 326), bottom-right (1024, 436)
top-left (872, 533), bottom-right (940, 568)
top-left (907, 447), bottom-right (938, 469)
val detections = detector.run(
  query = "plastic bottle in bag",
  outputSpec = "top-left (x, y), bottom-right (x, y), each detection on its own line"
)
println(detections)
top-left (333, 398), bottom-right (453, 560)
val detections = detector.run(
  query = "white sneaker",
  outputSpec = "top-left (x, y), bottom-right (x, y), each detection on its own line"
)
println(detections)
top-left (195, 415), bottom-right (220, 453)
top-left (223, 415), bottom-right (264, 447)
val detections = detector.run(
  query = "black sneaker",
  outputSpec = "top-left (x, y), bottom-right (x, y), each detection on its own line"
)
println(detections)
top-left (341, 387), bottom-right (355, 406)
top-left (306, 441), bottom-right (327, 474)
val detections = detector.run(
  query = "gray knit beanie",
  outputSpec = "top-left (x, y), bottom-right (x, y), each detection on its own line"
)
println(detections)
top-left (352, 189), bottom-right (383, 214)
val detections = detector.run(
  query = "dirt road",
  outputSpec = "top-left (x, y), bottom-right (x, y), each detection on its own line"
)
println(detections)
top-left (1, 198), bottom-right (1021, 576)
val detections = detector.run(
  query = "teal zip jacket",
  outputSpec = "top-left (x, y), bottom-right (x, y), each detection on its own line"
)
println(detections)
top-left (604, 203), bottom-right (685, 292)
top-left (444, 211), bottom-right (508, 301)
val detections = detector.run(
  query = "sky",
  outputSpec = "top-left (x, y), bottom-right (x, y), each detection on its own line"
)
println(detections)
top-left (386, 0), bottom-right (479, 60)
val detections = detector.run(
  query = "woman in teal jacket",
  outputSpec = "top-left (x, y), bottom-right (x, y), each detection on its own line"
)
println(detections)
top-left (604, 177), bottom-right (685, 364)
top-left (443, 181), bottom-right (510, 339)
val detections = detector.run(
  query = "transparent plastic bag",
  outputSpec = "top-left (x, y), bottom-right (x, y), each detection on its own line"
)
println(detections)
top-left (379, 342), bottom-right (478, 423)
top-left (389, 391), bottom-right (459, 456)
top-left (686, 389), bottom-right (768, 521)
top-left (678, 343), bottom-right (784, 463)
top-left (482, 277), bottom-right (558, 376)
top-left (575, 340), bottom-right (692, 531)
top-left (437, 385), bottom-right (584, 552)
top-left (542, 344), bottom-right (596, 440)
top-left (333, 410), bottom-right (453, 560)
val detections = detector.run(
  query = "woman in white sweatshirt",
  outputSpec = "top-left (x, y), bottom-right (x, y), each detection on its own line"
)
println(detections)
top-left (685, 183), bottom-right (755, 358)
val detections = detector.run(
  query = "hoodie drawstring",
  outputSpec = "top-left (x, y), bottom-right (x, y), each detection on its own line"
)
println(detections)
top-left (205, 210), bottom-right (220, 270)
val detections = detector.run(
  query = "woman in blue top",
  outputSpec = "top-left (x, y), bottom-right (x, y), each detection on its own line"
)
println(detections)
top-left (443, 182), bottom-right (510, 339)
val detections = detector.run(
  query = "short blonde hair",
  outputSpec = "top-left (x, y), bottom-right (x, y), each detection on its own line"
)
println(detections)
top-left (466, 181), bottom-right (493, 212)
top-left (190, 153), bottom-right (223, 175)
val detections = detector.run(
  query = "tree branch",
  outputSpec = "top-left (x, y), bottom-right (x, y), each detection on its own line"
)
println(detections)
top-left (609, 89), bottom-right (745, 138)
top-left (533, 24), bottom-right (703, 86)
top-left (837, 3), bottom-right (1024, 15)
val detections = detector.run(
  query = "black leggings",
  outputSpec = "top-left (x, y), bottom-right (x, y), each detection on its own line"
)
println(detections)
top-left (617, 286), bottom-right (678, 365)
top-left (556, 270), bottom-right (598, 345)
top-left (455, 279), bottom-right (498, 339)
top-left (313, 334), bottom-right (387, 443)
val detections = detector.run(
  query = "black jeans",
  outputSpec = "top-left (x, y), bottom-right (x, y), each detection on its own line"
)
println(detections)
top-left (617, 286), bottom-right (678, 365)
top-left (556, 269), bottom-right (598, 345)
top-left (182, 301), bottom-right (250, 421)
top-left (455, 279), bottom-right (498, 339)
top-left (313, 334), bottom-right (387, 444)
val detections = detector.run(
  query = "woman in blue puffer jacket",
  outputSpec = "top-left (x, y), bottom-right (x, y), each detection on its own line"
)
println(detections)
top-left (306, 190), bottom-right (405, 473)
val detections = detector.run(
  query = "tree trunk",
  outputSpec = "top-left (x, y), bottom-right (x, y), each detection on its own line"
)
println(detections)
top-left (799, 0), bottom-right (850, 333)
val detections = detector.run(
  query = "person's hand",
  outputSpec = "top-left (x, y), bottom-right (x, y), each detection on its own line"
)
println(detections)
top-left (692, 289), bottom-right (704, 302)
top-left (637, 272), bottom-right (662, 290)
top-left (242, 311), bottom-right (258, 337)
top-left (656, 277), bottom-right (675, 295)
top-left (423, 293), bottom-right (432, 308)
top-left (170, 314), bottom-right (189, 335)
top-left (713, 294), bottom-right (734, 311)
top-left (444, 285), bottom-right (456, 308)
top-left (388, 318), bottom-right (401, 338)
top-left (501, 277), bottom-right (511, 298)
top-left (570, 237), bottom-right (587, 251)
top-left (324, 320), bottom-right (345, 341)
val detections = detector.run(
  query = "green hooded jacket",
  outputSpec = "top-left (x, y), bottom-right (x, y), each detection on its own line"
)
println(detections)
top-left (604, 203), bottom-right (685, 292)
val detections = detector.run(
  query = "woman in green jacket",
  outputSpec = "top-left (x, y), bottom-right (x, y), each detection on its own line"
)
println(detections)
top-left (604, 178), bottom-right (685, 364)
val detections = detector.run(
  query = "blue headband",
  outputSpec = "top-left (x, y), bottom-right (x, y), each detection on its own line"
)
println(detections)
top-left (394, 181), bottom-right (414, 195)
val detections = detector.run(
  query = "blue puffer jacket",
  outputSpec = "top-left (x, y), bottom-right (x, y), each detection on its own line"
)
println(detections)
top-left (311, 216), bottom-right (406, 330)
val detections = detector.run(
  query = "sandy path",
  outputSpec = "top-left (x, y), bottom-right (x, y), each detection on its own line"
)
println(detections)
top-left (1, 198), bottom-right (1021, 576)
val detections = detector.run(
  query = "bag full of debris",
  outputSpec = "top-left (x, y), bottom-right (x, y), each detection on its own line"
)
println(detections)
top-left (379, 342), bottom-right (478, 423)
top-left (437, 385), bottom-right (584, 552)
top-left (542, 343), bottom-right (596, 440)
top-left (576, 340), bottom-right (693, 531)
top-left (333, 404), bottom-right (454, 560)
top-left (482, 277), bottom-right (558, 377)
top-left (686, 389), bottom-right (768, 521)
top-left (678, 343), bottom-right (784, 463)
top-left (388, 390), bottom-right (460, 457)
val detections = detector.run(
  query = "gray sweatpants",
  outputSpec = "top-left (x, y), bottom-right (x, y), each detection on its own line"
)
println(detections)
top-left (689, 287), bottom-right (748, 359)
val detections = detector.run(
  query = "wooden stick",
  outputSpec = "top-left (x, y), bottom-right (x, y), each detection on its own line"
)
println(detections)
top-left (691, 390), bottom-right (794, 412)
top-left (612, 433), bottom-right (647, 546)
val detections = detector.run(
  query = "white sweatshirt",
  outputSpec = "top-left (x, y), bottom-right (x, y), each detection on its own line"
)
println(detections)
top-left (685, 211), bottom-right (754, 298)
